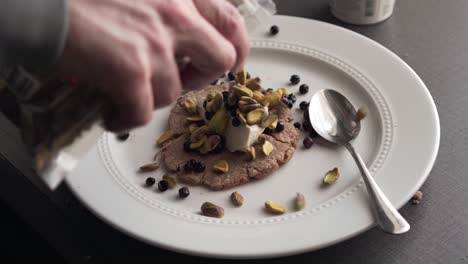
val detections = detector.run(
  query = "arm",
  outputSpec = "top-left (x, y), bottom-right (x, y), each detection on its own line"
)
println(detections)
top-left (0, 0), bottom-right (68, 68)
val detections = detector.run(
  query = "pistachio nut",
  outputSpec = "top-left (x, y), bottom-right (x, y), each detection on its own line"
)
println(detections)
top-left (356, 106), bottom-right (368, 121)
top-left (295, 192), bottom-right (305, 210)
top-left (239, 103), bottom-right (262, 113)
top-left (230, 191), bottom-right (244, 207)
top-left (162, 175), bottom-right (177, 189)
top-left (262, 91), bottom-right (281, 106)
top-left (235, 68), bottom-right (247, 85)
top-left (156, 130), bottom-right (174, 146)
top-left (183, 97), bottom-right (198, 114)
top-left (245, 77), bottom-right (262, 90)
top-left (265, 201), bottom-right (287, 214)
top-left (190, 125), bottom-right (209, 142)
top-left (260, 114), bottom-right (278, 129)
top-left (200, 134), bottom-right (222, 154)
top-left (233, 84), bottom-right (253, 97)
top-left (208, 107), bottom-right (228, 134)
top-left (139, 161), bottom-right (160, 172)
top-left (246, 108), bottom-right (266, 125)
top-left (239, 96), bottom-right (258, 105)
top-left (213, 160), bottom-right (229, 174)
top-left (323, 167), bottom-right (340, 184)
top-left (186, 115), bottom-right (203, 122)
top-left (190, 135), bottom-right (207, 149)
top-left (262, 140), bottom-right (274, 156)
top-left (201, 202), bottom-right (224, 218)
top-left (252, 91), bottom-right (264, 102)
top-left (207, 91), bottom-right (223, 112)
top-left (277, 87), bottom-right (289, 96)
top-left (246, 146), bottom-right (256, 161)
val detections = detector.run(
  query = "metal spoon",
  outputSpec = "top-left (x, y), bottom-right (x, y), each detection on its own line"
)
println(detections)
top-left (309, 89), bottom-right (410, 234)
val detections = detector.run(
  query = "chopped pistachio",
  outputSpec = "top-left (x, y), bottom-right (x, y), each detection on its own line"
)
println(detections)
top-left (262, 140), bottom-right (274, 156)
top-left (260, 114), bottom-right (279, 129)
top-left (156, 130), bottom-right (174, 146)
top-left (139, 161), bottom-right (160, 172)
top-left (233, 84), bottom-right (253, 97)
top-left (246, 146), bottom-right (256, 161)
top-left (356, 106), bottom-right (368, 121)
top-left (213, 160), bottom-right (229, 174)
top-left (201, 202), bottom-right (224, 218)
top-left (183, 97), bottom-right (198, 114)
top-left (186, 115), bottom-right (203, 122)
top-left (295, 193), bottom-right (305, 210)
top-left (246, 108), bottom-right (266, 125)
top-left (265, 201), bottom-right (287, 214)
top-left (323, 167), bottom-right (340, 184)
top-left (208, 107), bottom-right (228, 134)
top-left (230, 191), bottom-right (244, 206)
top-left (190, 135), bottom-right (207, 149)
top-left (235, 69), bottom-right (247, 85)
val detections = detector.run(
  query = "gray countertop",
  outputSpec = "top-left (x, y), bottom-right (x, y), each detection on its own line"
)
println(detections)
top-left (0, 0), bottom-right (466, 263)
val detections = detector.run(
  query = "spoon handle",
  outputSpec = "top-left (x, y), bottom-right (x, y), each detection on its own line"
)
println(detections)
top-left (345, 143), bottom-right (410, 234)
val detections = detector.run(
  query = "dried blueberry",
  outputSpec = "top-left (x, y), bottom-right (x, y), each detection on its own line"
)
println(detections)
top-left (232, 117), bottom-right (241, 127)
top-left (205, 111), bottom-right (214, 120)
top-left (195, 120), bottom-right (206, 126)
top-left (303, 137), bottom-right (314, 149)
top-left (302, 121), bottom-right (311, 131)
top-left (179, 187), bottom-right (190, 198)
top-left (145, 177), bottom-right (155, 187)
top-left (299, 84), bottom-right (309, 94)
top-left (263, 127), bottom-right (273, 135)
top-left (203, 100), bottom-right (207, 108)
top-left (228, 72), bottom-right (235, 81)
top-left (222, 91), bottom-right (229, 101)
top-left (299, 101), bottom-right (309, 111)
top-left (288, 101), bottom-right (293, 109)
top-left (276, 122), bottom-right (285, 132)
top-left (281, 96), bottom-right (290, 106)
top-left (290, 75), bottom-right (300, 85)
top-left (294, 122), bottom-right (301, 129)
top-left (288, 94), bottom-right (297, 103)
top-left (270, 25), bottom-right (279, 35)
top-left (213, 137), bottom-right (225, 153)
top-left (193, 162), bottom-right (206, 173)
top-left (158, 180), bottom-right (169, 192)
top-left (230, 109), bottom-right (237, 117)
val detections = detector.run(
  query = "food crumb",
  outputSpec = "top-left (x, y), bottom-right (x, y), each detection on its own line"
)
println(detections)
top-left (411, 190), bottom-right (423, 205)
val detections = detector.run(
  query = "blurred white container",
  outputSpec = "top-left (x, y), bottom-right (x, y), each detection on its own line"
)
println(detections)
top-left (329, 0), bottom-right (395, 25)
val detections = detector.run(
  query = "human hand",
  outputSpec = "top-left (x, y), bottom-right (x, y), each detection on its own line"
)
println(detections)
top-left (58, 0), bottom-right (250, 132)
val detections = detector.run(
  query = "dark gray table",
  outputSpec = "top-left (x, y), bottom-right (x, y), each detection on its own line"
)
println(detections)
top-left (1, 0), bottom-right (467, 263)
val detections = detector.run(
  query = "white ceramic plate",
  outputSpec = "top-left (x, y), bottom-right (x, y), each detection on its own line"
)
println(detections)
top-left (65, 16), bottom-right (440, 258)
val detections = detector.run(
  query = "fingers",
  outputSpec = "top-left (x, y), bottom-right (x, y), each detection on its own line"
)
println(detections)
top-left (151, 46), bottom-right (182, 107)
top-left (104, 76), bottom-right (154, 132)
top-left (192, 0), bottom-right (250, 73)
top-left (176, 18), bottom-right (236, 90)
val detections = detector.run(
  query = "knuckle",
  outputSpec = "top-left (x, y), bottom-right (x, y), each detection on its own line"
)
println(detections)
top-left (159, 1), bottom-right (193, 30)
top-left (223, 6), bottom-right (243, 30)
